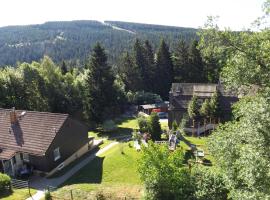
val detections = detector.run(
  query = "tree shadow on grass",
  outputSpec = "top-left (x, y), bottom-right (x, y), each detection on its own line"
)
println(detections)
top-left (96, 127), bottom-right (133, 141)
top-left (0, 190), bottom-right (13, 199)
top-left (184, 150), bottom-right (195, 164)
top-left (63, 156), bottom-right (105, 186)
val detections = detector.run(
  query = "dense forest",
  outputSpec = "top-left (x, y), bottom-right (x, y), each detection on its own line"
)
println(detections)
top-left (0, 36), bottom-right (216, 123)
top-left (0, 20), bottom-right (197, 66)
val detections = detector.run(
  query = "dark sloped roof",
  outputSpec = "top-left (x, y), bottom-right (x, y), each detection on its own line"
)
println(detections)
top-left (170, 83), bottom-right (238, 97)
top-left (0, 108), bottom-right (68, 156)
top-left (0, 149), bottom-right (16, 160)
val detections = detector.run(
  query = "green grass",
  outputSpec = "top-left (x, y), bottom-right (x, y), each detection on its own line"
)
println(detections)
top-left (1, 188), bottom-right (36, 200)
top-left (53, 142), bottom-right (142, 199)
top-left (88, 117), bottom-right (138, 140)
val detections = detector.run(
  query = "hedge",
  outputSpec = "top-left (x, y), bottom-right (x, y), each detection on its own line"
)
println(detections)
top-left (0, 173), bottom-right (12, 194)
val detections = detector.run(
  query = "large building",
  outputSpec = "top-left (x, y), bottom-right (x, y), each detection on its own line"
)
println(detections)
top-left (0, 108), bottom-right (92, 177)
top-left (168, 83), bottom-right (239, 128)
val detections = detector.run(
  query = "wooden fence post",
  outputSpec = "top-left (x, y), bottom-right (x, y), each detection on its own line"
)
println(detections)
top-left (70, 190), bottom-right (73, 200)
top-left (27, 181), bottom-right (31, 198)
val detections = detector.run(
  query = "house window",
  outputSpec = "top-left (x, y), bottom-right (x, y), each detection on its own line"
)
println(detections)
top-left (22, 153), bottom-right (30, 162)
top-left (53, 148), bottom-right (61, 161)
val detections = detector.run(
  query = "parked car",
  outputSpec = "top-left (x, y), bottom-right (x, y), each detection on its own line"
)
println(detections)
top-left (157, 112), bottom-right (168, 119)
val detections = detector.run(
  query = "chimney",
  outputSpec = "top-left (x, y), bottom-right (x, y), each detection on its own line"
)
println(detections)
top-left (10, 107), bottom-right (17, 124)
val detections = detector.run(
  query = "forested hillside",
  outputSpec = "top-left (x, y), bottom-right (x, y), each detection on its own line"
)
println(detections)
top-left (0, 20), bottom-right (197, 66)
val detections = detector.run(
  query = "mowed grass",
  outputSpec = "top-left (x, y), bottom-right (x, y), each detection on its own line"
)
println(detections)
top-left (1, 188), bottom-right (36, 200)
top-left (88, 117), bottom-right (139, 140)
top-left (53, 142), bottom-right (143, 199)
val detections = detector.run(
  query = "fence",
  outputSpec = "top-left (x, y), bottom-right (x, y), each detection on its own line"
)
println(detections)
top-left (11, 179), bottom-right (32, 198)
top-left (47, 186), bottom-right (140, 200)
top-left (11, 178), bottom-right (29, 189)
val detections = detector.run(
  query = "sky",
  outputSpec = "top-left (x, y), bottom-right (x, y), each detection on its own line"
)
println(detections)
top-left (0, 0), bottom-right (265, 30)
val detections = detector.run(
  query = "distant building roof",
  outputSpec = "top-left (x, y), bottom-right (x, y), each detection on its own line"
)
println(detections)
top-left (0, 108), bottom-right (69, 157)
top-left (170, 83), bottom-right (238, 97)
top-left (140, 102), bottom-right (168, 110)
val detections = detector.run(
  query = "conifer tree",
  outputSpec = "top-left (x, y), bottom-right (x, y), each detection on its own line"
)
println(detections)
top-left (118, 52), bottom-right (141, 92)
top-left (148, 112), bottom-right (162, 141)
top-left (173, 39), bottom-right (189, 82)
top-left (188, 95), bottom-right (200, 119)
top-left (133, 39), bottom-right (146, 90)
top-left (83, 43), bottom-right (116, 123)
top-left (143, 40), bottom-right (155, 92)
top-left (200, 98), bottom-right (211, 118)
top-left (154, 39), bottom-right (174, 100)
top-left (188, 40), bottom-right (206, 82)
top-left (61, 61), bottom-right (68, 75)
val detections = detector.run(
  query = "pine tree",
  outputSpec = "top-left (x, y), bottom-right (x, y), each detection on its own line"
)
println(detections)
top-left (143, 40), bottom-right (155, 92)
top-left (83, 43), bottom-right (116, 123)
top-left (154, 39), bottom-right (174, 100)
top-left (200, 98), bottom-right (211, 118)
top-left (148, 112), bottom-right (162, 141)
top-left (188, 95), bottom-right (200, 119)
top-left (209, 91), bottom-right (221, 119)
top-left (133, 39), bottom-right (146, 90)
top-left (188, 40), bottom-right (207, 82)
top-left (173, 39), bottom-right (189, 82)
top-left (61, 61), bottom-right (68, 75)
top-left (118, 52), bottom-right (141, 92)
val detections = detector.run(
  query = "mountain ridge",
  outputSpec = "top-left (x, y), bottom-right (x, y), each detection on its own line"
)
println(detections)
top-left (0, 20), bottom-right (198, 66)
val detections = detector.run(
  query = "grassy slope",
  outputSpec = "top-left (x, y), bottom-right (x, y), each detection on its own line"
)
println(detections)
top-left (53, 118), bottom-right (142, 199)
top-left (54, 142), bottom-right (142, 199)
top-left (1, 189), bottom-right (36, 200)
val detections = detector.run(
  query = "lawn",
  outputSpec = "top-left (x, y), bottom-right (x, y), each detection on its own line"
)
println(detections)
top-left (51, 117), bottom-right (138, 179)
top-left (88, 117), bottom-right (138, 140)
top-left (1, 188), bottom-right (36, 200)
top-left (53, 142), bottom-right (143, 199)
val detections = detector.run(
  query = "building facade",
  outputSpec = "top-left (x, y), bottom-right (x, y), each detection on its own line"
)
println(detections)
top-left (168, 83), bottom-right (239, 128)
top-left (0, 108), bottom-right (91, 177)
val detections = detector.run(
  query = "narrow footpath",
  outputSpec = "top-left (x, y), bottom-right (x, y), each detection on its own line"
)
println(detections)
top-left (26, 141), bottom-right (119, 200)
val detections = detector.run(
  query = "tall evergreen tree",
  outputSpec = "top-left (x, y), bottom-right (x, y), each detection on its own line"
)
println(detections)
top-left (154, 39), bottom-right (174, 100)
top-left (188, 40), bottom-right (207, 82)
top-left (133, 39), bottom-right (147, 91)
top-left (148, 112), bottom-right (162, 141)
top-left (61, 61), bottom-right (68, 75)
top-left (173, 39), bottom-right (189, 82)
top-left (83, 43), bottom-right (116, 123)
top-left (143, 40), bottom-right (155, 92)
top-left (118, 52), bottom-right (141, 92)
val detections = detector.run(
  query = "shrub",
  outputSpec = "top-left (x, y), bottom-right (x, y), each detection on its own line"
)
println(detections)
top-left (193, 167), bottom-right (228, 200)
top-left (0, 173), bottom-right (11, 195)
top-left (102, 120), bottom-right (117, 131)
top-left (137, 116), bottom-right (148, 132)
top-left (127, 91), bottom-right (162, 105)
top-left (148, 113), bottom-right (162, 141)
top-left (44, 190), bottom-right (52, 200)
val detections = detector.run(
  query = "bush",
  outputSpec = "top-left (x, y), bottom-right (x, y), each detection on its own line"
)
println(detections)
top-left (44, 190), bottom-right (52, 200)
top-left (193, 167), bottom-right (228, 200)
top-left (0, 173), bottom-right (11, 195)
top-left (148, 113), bottom-right (162, 141)
top-left (102, 120), bottom-right (117, 131)
top-left (127, 91), bottom-right (162, 105)
top-left (137, 116), bottom-right (148, 132)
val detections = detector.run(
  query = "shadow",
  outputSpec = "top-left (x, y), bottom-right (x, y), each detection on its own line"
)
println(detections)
top-left (0, 189), bottom-right (13, 198)
top-left (63, 156), bottom-right (105, 186)
top-left (96, 127), bottom-right (133, 142)
top-left (11, 122), bottom-right (24, 146)
top-left (202, 158), bottom-right (212, 166)
top-left (184, 150), bottom-right (194, 164)
top-left (48, 147), bottom-right (101, 179)
top-left (114, 117), bottom-right (134, 125)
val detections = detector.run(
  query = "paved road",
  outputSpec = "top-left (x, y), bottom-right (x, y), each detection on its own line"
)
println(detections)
top-left (26, 141), bottom-right (119, 200)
